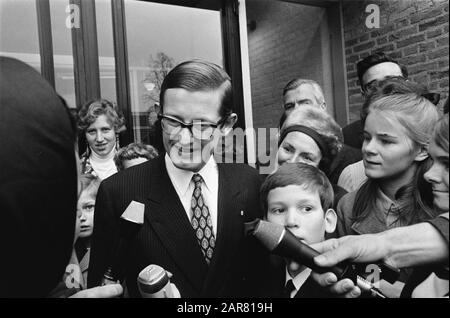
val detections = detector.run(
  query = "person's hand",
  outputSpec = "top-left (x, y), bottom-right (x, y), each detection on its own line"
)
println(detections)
top-left (312, 234), bottom-right (389, 266)
top-left (69, 284), bottom-right (123, 298)
top-left (309, 234), bottom-right (389, 298)
top-left (169, 283), bottom-right (181, 298)
top-left (166, 271), bottom-right (181, 298)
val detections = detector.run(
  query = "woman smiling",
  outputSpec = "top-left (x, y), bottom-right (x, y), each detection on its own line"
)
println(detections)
top-left (77, 99), bottom-right (126, 180)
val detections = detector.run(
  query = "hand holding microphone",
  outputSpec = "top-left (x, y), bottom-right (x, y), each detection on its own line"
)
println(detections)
top-left (245, 219), bottom-right (400, 298)
top-left (310, 234), bottom-right (401, 298)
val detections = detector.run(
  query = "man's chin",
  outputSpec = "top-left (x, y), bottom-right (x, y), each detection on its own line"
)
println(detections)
top-left (169, 151), bottom-right (206, 172)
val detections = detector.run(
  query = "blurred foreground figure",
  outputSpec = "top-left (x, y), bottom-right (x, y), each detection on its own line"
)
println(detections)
top-left (0, 57), bottom-right (122, 298)
top-left (0, 57), bottom-right (77, 297)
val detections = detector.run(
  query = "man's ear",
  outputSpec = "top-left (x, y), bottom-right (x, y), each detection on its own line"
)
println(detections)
top-left (221, 113), bottom-right (237, 136)
top-left (414, 145), bottom-right (429, 162)
top-left (324, 208), bottom-right (337, 234)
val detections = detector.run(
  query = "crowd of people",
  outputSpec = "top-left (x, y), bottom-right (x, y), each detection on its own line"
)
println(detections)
top-left (0, 48), bottom-right (448, 298)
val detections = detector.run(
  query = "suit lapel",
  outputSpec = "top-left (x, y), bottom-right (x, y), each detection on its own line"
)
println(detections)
top-left (202, 164), bottom-right (243, 295)
top-left (143, 157), bottom-right (208, 293)
top-left (265, 255), bottom-right (286, 297)
top-left (295, 275), bottom-right (332, 298)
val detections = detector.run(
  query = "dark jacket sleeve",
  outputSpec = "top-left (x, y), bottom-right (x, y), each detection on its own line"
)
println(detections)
top-left (87, 180), bottom-right (120, 287)
top-left (239, 166), bottom-right (272, 297)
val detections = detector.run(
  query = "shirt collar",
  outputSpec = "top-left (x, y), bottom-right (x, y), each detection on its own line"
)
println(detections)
top-left (376, 188), bottom-right (400, 213)
top-left (164, 153), bottom-right (218, 196)
top-left (285, 267), bottom-right (312, 294)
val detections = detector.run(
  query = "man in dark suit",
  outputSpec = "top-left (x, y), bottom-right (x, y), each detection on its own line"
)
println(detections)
top-left (342, 51), bottom-right (407, 150)
top-left (88, 60), bottom-right (266, 297)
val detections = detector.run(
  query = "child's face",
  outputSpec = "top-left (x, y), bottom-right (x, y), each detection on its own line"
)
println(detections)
top-left (363, 111), bottom-right (424, 180)
top-left (77, 190), bottom-right (95, 239)
top-left (266, 185), bottom-right (336, 245)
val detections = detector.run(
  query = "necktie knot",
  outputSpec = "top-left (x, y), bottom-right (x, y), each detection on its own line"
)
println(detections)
top-left (283, 279), bottom-right (296, 298)
top-left (192, 173), bottom-right (203, 187)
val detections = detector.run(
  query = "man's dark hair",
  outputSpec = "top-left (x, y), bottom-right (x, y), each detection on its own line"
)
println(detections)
top-left (356, 51), bottom-right (408, 89)
top-left (360, 77), bottom-right (432, 120)
top-left (159, 60), bottom-right (233, 118)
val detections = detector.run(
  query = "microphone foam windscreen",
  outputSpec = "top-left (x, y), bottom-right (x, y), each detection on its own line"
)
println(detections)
top-left (252, 220), bottom-right (284, 251)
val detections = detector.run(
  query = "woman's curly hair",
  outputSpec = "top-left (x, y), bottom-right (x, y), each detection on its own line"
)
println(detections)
top-left (280, 105), bottom-right (343, 175)
top-left (77, 99), bottom-right (126, 133)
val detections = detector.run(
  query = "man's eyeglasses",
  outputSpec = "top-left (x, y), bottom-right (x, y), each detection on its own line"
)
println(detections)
top-left (158, 114), bottom-right (226, 140)
top-left (362, 75), bottom-right (406, 94)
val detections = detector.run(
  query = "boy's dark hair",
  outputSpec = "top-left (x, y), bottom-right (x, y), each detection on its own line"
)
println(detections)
top-left (356, 51), bottom-right (408, 89)
top-left (260, 163), bottom-right (334, 214)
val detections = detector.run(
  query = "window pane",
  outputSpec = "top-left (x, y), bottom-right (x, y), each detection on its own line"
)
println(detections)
top-left (96, 0), bottom-right (117, 105)
top-left (124, 0), bottom-right (223, 144)
top-left (0, 0), bottom-right (41, 73)
top-left (50, 0), bottom-right (76, 109)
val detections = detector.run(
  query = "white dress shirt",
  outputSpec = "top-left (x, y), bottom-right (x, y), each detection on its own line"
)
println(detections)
top-left (165, 153), bottom-right (219, 237)
top-left (285, 267), bottom-right (312, 298)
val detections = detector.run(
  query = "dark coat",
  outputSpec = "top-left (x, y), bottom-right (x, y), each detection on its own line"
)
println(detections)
top-left (88, 156), bottom-right (267, 297)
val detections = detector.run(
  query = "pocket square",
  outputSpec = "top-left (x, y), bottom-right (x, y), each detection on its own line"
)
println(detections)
top-left (121, 200), bottom-right (145, 225)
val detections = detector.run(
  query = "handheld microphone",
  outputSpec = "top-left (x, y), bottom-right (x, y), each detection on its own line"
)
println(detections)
top-left (245, 219), bottom-right (396, 298)
top-left (101, 201), bottom-right (145, 285)
top-left (137, 265), bottom-right (174, 298)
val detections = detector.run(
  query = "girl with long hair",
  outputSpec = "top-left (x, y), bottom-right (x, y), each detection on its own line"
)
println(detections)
top-left (335, 92), bottom-right (439, 297)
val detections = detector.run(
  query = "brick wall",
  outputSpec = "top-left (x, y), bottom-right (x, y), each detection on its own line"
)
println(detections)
top-left (342, 0), bottom-right (449, 123)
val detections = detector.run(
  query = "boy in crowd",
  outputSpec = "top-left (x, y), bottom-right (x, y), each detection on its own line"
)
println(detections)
top-left (260, 163), bottom-right (337, 298)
